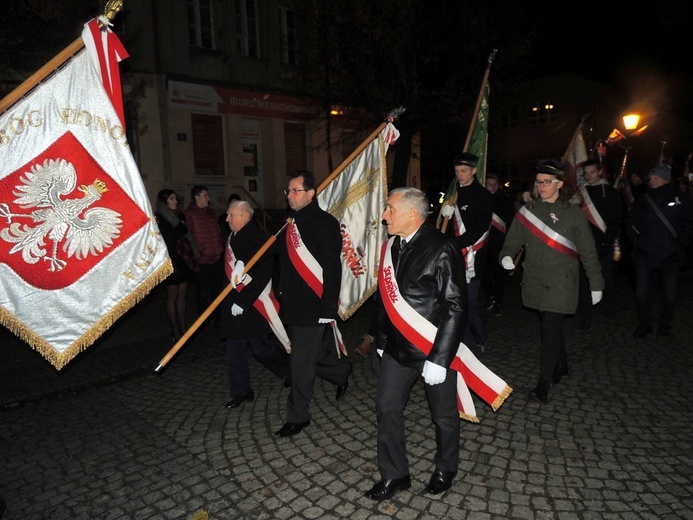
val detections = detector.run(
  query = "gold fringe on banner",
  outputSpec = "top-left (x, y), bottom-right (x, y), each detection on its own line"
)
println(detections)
top-left (0, 259), bottom-right (173, 370)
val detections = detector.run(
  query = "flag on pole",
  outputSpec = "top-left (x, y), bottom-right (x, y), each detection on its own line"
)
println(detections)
top-left (469, 81), bottom-right (490, 186)
top-left (0, 31), bottom-right (171, 370)
top-left (437, 80), bottom-right (490, 229)
top-left (317, 122), bottom-right (398, 319)
top-left (562, 121), bottom-right (588, 189)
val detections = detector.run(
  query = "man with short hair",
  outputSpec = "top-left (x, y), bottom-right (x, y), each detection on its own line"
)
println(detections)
top-left (440, 153), bottom-right (493, 354)
top-left (481, 172), bottom-right (515, 316)
top-left (184, 185), bottom-right (224, 327)
top-left (222, 199), bottom-right (291, 410)
top-left (625, 164), bottom-right (693, 338)
top-left (576, 158), bottom-right (623, 328)
top-left (365, 187), bottom-right (467, 501)
top-left (274, 171), bottom-right (352, 438)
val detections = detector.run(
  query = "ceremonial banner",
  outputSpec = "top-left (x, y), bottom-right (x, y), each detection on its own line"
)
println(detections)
top-left (0, 49), bottom-right (171, 370)
top-left (317, 123), bottom-right (398, 319)
top-left (562, 121), bottom-right (588, 189)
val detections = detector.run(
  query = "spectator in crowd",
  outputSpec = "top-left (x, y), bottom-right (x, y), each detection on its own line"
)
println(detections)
top-left (365, 187), bottom-right (467, 501)
top-left (274, 171), bottom-right (352, 438)
top-left (440, 152), bottom-right (493, 354)
top-left (576, 159), bottom-right (623, 329)
top-left (154, 189), bottom-right (199, 341)
top-left (624, 164), bottom-right (693, 338)
top-left (222, 200), bottom-right (291, 409)
top-left (481, 172), bottom-right (516, 317)
top-left (500, 160), bottom-right (603, 403)
top-left (185, 185), bottom-right (225, 328)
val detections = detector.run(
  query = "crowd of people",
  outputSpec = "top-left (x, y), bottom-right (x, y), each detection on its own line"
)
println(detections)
top-left (150, 154), bottom-right (691, 503)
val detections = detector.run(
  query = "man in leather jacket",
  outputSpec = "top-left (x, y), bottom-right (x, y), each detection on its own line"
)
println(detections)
top-left (364, 187), bottom-right (468, 501)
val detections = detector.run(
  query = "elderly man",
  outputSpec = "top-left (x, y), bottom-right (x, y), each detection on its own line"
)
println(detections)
top-left (222, 200), bottom-right (291, 409)
top-left (365, 187), bottom-right (467, 501)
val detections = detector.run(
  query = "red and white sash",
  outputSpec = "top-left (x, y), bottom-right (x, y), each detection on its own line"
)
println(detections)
top-left (491, 213), bottom-right (507, 234)
top-left (461, 229), bottom-right (489, 281)
top-left (285, 221), bottom-right (347, 357)
top-left (378, 237), bottom-right (512, 423)
top-left (451, 206), bottom-right (489, 281)
top-left (516, 206), bottom-right (579, 259)
top-left (579, 186), bottom-right (607, 233)
top-left (225, 243), bottom-right (291, 353)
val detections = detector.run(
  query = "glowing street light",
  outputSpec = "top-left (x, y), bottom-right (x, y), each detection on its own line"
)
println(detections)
top-left (622, 113), bottom-right (640, 131)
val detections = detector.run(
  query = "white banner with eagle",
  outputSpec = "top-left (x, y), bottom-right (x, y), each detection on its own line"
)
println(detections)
top-left (0, 49), bottom-right (171, 369)
top-left (317, 123), bottom-right (398, 319)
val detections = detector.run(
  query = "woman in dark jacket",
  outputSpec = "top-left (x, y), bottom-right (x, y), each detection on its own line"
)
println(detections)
top-left (155, 189), bottom-right (200, 341)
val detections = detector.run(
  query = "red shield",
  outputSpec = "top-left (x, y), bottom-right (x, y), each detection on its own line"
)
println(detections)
top-left (0, 132), bottom-right (149, 289)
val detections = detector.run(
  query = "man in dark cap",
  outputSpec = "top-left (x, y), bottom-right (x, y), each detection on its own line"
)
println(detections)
top-left (624, 164), bottom-right (693, 338)
top-left (500, 160), bottom-right (603, 403)
top-left (440, 152), bottom-right (493, 355)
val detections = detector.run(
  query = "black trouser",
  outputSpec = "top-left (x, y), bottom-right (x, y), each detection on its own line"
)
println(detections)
top-left (194, 259), bottom-right (224, 324)
top-left (538, 311), bottom-right (566, 381)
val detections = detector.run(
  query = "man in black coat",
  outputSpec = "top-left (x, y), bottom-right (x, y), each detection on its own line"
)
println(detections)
top-left (365, 187), bottom-right (467, 501)
top-left (576, 159), bottom-right (623, 329)
top-left (221, 200), bottom-right (290, 409)
top-left (274, 171), bottom-right (352, 438)
top-left (480, 172), bottom-right (516, 316)
top-left (625, 164), bottom-right (693, 338)
top-left (440, 153), bottom-right (493, 353)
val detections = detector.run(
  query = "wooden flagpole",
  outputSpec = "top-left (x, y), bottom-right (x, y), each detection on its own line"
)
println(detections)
top-left (155, 108), bottom-right (405, 372)
top-left (439, 49), bottom-right (497, 234)
top-left (0, 38), bottom-right (84, 115)
top-left (0, 0), bottom-right (123, 115)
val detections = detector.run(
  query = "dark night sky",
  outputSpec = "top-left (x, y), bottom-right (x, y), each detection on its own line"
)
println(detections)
top-left (533, 0), bottom-right (693, 118)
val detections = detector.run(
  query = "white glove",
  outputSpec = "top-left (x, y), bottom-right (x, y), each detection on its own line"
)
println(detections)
top-left (440, 204), bottom-right (455, 218)
top-left (231, 303), bottom-right (244, 316)
top-left (231, 261), bottom-right (246, 288)
top-left (422, 360), bottom-right (447, 385)
top-left (377, 349), bottom-right (383, 358)
top-left (318, 318), bottom-right (335, 324)
top-left (591, 290), bottom-right (603, 305)
top-left (501, 255), bottom-right (514, 270)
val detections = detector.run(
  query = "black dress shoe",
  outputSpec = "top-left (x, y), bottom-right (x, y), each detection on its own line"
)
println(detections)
top-left (225, 390), bottom-right (254, 409)
top-left (335, 363), bottom-right (353, 401)
top-left (552, 364), bottom-right (570, 384)
top-left (424, 469), bottom-right (457, 495)
top-left (364, 475), bottom-right (411, 501)
top-left (633, 324), bottom-right (653, 338)
top-left (274, 420), bottom-right (310, 437)
top-left (657, 323), bottom-right (671, 337)
top-left (527, 378), bottom-right (550, 403)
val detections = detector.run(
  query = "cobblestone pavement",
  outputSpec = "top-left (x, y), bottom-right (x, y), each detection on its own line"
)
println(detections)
top-left (1, 268), bottom-right (692, 520)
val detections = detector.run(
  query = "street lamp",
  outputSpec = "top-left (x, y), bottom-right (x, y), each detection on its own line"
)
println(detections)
top-left (623, 113), bottom-right (640, 131)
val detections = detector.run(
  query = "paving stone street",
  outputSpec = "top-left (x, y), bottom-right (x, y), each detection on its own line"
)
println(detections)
top-left (1, 267), bottom-right (692, 519)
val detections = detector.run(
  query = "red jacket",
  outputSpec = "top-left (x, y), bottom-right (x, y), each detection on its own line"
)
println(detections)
top-left (184, 204), bottom-right (223, 265)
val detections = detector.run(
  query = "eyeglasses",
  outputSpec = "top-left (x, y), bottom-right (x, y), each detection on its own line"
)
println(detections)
top-left (284, 188), bottom-right (308, 195)
top-left (534, 179), bottom-right (561, 187)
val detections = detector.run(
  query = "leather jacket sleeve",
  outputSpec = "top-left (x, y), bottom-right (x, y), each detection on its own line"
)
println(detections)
top-left (377, 225), bottom-right (468, 369)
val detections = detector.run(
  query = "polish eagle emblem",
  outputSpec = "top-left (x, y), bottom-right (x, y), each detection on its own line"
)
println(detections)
top-left (0, 158), bottom-right (123, 272)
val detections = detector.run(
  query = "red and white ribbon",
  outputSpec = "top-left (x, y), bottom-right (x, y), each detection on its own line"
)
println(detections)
top-left (81, 18), bottom-right (129, 128)
top-left (491, 213), bottom-right (507, 234)
top-left (579, 186), bottom-right (607, 233)
top-left (378, 237), bottom-right (512, 422)
top-left (516, 206), bottom-right (579, 259)
top-left (225, 243), bottom-right (291, 353)
top-left (286, 221), bottom-right (347, 357)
